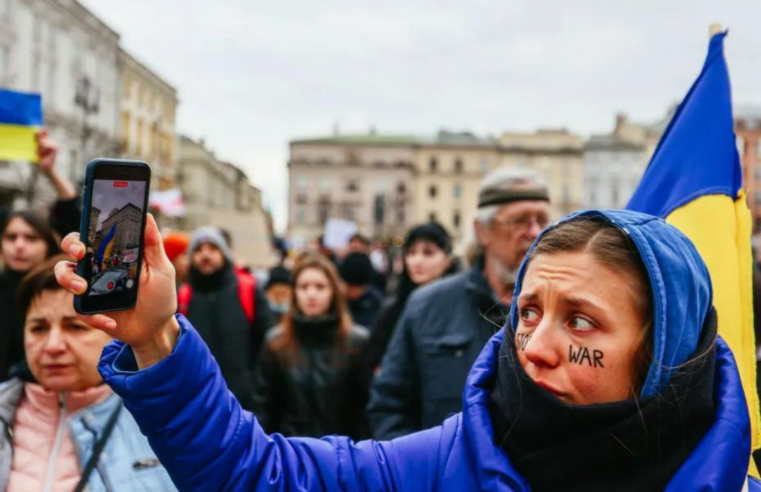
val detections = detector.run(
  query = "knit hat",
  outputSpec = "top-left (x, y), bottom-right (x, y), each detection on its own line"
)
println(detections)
top-left (266, 265), bottom-right (292, 290)
top-left (339, 252), bottom-right (374, 286)
top-left (404, 222), bottom-right (452, 254)
top-left (189, 226), bottom-right (233, 262)
top-left (163, 232), bottom-right (190, 262)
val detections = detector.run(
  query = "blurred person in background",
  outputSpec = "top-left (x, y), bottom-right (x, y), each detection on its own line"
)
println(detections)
top-left (339, 252), bottom-right (384, 329)
top-left (0, 256), bottom-right (176, 491)
top-left (252, 254), bottom-right (369, 439)
top-left (348, 233), bottom-right (371, 254)
top-left (368, 168), bottom-right (550, 439)
top-left (265, 265), bottom-right (292, 325)
top-left (362, 222), bottom-right (458, 387)
top-left (162, 231), bottom-right (190, 285)
top-left (0, 131), bottom-right (79, 382)
top-left (176, 226), bottom-right (274, 410)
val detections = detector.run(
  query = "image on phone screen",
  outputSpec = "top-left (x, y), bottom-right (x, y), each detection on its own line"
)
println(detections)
top-left (83, 178), bottom-right (146, 298)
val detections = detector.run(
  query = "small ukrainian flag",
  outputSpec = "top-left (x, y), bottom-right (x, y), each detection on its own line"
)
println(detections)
top-left (0, 88), bottom-right (43, 163)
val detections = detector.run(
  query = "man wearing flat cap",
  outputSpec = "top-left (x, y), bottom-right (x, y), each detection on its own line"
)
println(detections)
top-left (368, 168), bottom-right (550, 439)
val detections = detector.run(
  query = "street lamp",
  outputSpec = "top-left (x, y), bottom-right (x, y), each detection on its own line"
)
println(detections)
top-left (74, 75), bottom-right (100, 181)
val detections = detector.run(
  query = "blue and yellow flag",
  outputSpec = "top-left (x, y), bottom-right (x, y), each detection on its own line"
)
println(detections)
top-left (97, 224), bottom-right (118, 270)
top-left (628, 31), bottom-right (760, 470)
top-left (0, 89), bottom-right (42, 163)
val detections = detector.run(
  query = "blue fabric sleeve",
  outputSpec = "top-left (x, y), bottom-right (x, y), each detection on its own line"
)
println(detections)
top-left (98, 315), bottom-right (444, 492)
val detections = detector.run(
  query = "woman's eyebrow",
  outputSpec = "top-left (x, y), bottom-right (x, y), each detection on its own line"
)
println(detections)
top-left (563, 296), bottom-right (605, 312)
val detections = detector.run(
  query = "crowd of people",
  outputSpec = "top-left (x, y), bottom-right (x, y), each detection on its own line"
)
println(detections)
top-left (2, 130), bottom-right (761, 490)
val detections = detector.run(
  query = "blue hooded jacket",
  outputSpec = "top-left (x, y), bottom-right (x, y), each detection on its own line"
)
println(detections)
top-left (99, 210), bottom-right (760, 491)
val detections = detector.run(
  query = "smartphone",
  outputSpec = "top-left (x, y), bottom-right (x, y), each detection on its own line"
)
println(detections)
top-left (74, 159), bottom-right (151, 314)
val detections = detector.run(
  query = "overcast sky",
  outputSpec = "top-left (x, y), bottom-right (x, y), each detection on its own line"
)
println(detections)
top-left (80, 0), bottom-right (761, 232)
top-left (92, 179), bottom-right (146, 229)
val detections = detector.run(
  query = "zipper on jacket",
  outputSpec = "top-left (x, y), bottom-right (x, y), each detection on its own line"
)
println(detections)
top-left (42, 392), bottom-right (68, 492)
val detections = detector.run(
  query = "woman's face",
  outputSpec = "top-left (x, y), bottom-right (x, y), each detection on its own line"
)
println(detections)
top-left (514, 251), bottom-right (647, 405)
top-left (295, 267), bottom-right (333, 317)
top-left (25, 289), bottom-right (112, 392)
top-left (2, 217), bottom-right (49, 272)
top-left (405, 240), bottom-right (450, 286)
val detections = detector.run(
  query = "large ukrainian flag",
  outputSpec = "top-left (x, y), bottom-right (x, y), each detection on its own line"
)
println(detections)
top-left (628, 31), bottom-right (760, 470)
top-left (0, 88), bottom-right (42, 163)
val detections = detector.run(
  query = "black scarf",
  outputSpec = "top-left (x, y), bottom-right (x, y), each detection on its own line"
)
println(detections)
top-left (489, 310), bottom-right (718, 492)
top-left (189, 261), bottom-right (231, 292)
top-left (292, 313), bottom-right (339, 347)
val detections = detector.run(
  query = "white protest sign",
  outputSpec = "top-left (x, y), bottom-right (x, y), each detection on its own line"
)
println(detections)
top-left (323, 218), bottom-right (358, 250)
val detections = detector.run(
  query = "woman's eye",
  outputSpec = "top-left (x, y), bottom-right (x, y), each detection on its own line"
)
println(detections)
top-left (570, 317), bottom-right (595, 331)
top-left (29, 325), bottom-right (47, 334)
top-left (520, 308), bottom-right (540, 323)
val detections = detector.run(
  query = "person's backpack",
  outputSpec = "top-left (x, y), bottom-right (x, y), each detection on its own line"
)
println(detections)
top-left (177, 270), bottom-right (256, 324)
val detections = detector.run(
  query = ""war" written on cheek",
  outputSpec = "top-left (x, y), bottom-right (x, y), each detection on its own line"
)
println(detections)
top-left (568, 345), bottom-right (604, 368)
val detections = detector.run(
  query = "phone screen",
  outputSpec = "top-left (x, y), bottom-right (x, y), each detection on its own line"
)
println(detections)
top-left (77, 161), bottom-right (150, 314)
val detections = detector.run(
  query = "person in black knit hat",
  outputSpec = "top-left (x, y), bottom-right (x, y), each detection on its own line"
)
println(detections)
top-left (360, 222), bottom-right (458, 388)
top-left (339, 252), bottom-right (384, 328)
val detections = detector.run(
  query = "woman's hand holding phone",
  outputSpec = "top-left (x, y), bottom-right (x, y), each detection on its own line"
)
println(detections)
top-left (55, 213), bottom-right (180, 369)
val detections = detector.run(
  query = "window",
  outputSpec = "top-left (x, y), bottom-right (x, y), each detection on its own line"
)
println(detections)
top-left (346, 179), bottom-right (359, 192)
top-left (429, 157), bottom-right (438, 173)
top-left (344, 203), bottom-right (357, 221)
top-left (396, 205), bottom-right (405, 225)
top-left (375, 180), bottom-right (389, 193)
top-left (588, 178), bottom-right (598, 206)
top-left (317, 199), bottom-right (330, 225)
top-left (296, 176), bottom-right (308, 191)
top-left (479, 157), bottom-right (490, 174)
top-left (296, 206), bottom-right (307, 224)
top-left (374, 195), bottom-right (385, 225)
top-left (454, 158), bottom-right (463, 174)
top-left (453, 183), bottom-right (462, 198)
top-left (429, 185), bottom-right (438, 199)
top-left (320, 178), bottom-right (331, 192)
top-left (396, 181), bottom-right (406, 194)
top-left (429, 212), bottom-right (437, 222)
top-left (453, 210), bottom-right (461, 229)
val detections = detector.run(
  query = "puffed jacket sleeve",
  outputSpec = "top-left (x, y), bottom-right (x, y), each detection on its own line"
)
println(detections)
top-left (98, 315), bottom-right (447, 492)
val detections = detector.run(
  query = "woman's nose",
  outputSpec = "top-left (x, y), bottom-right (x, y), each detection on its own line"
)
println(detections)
top-left (43, 327), bottom-right (67, 353)
top-left (521, 322), bottom-right (561, 368)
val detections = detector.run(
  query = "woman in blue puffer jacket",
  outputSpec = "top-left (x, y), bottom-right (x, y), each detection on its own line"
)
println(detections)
top-left (56, 211), bottom-right (761, 491)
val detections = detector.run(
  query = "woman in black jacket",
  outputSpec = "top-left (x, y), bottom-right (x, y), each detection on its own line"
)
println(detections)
top-left (253, 253), bottom-right (369, 439)
top-left (362, 222), bottom-right (458, 386)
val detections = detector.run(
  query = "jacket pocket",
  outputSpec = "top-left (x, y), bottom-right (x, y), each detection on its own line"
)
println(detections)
top-left (421, 332), bottom-right (474, 404)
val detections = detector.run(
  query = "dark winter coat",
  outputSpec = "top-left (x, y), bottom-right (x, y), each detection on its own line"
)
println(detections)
top-left (367, 259), bottom-right (506, 439)
top-left (347, 287), bottom-right (384, 329)
top-left (253, 315), bottom-right (369, 439)
top-left (185, 263), bottom-right (274, 410)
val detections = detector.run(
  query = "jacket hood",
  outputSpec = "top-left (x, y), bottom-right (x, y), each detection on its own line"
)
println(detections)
top-left (461, 330), bottom-right (750, 491)
top-left (507, 209), bottom-right (712, 397)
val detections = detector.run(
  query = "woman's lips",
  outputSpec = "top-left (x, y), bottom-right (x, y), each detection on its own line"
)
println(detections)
top-left (534, 379), bottom-right (566, 397)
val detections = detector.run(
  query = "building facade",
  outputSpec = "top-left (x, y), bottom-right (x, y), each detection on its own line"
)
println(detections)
top-left (178, 136), bottom-right (273, 267)
top-left (100, 202), bottom-right (141, 251)
top-left (735, 108), bottom-right (761, 232)
top-left (288, 134), bottom-right (417, 243)
top-left (411, 131), bottom-right (500, 245)
top-left (118, 48), bottom-right (178, 191)
top-left (498, 129), bottom-right (584, 218)
top-left (582, 113), bottom-right (665, 210)
top-left (0, 0), bottom-right (121, 207)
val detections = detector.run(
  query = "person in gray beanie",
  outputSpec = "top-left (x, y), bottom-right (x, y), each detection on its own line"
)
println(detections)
top-left (176, 226), bottom-right (274, 410)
